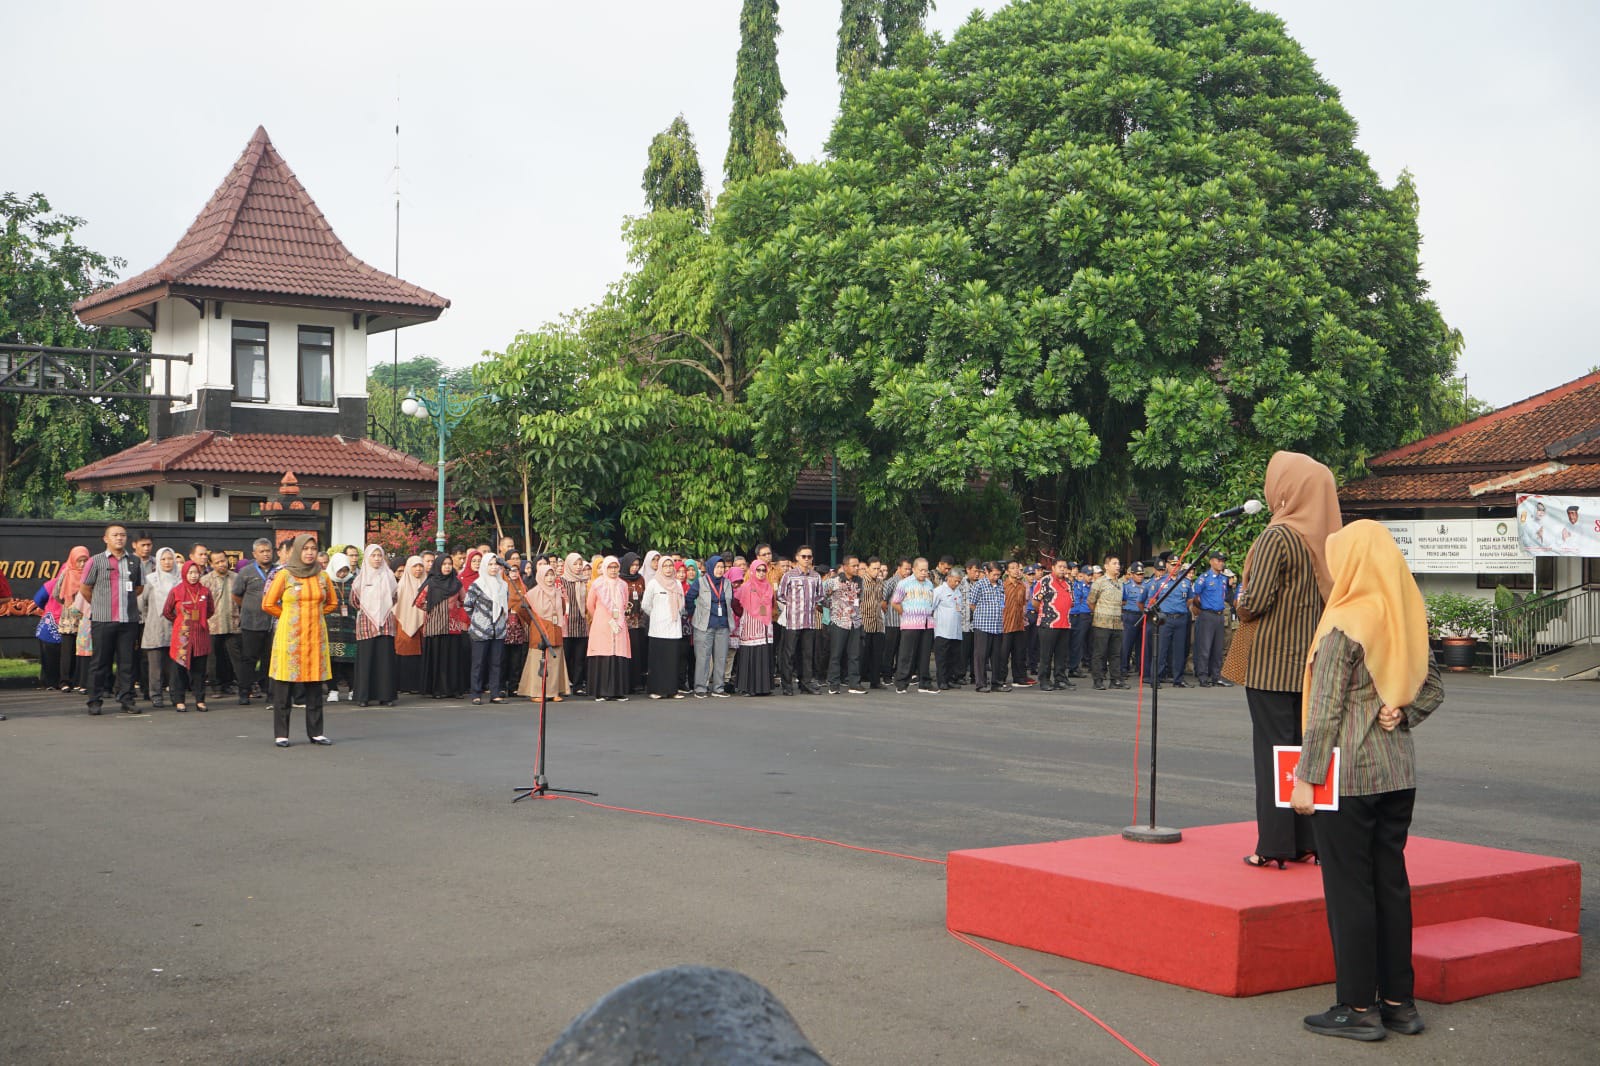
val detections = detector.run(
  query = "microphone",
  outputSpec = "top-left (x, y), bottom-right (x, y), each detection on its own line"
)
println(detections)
top-left (1212, 499), bottom-right (1264, 520)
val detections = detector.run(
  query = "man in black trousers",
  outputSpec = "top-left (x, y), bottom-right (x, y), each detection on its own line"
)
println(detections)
top-left (232, 538), bottom-right (278, 706)
top-left (77, 523), bottom-right (142, 715)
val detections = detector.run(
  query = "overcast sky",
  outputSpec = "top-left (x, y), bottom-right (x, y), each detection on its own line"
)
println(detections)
top-left (7, 1), bottom-right (1594, 407)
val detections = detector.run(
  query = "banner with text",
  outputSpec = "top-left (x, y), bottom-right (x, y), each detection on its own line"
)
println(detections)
top-left (1382, 518), bottom-right (1534, 574)
top-left (1515, 495), bottom-right (1600, 557)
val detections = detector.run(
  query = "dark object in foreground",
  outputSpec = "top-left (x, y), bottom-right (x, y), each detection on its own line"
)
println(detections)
top-left (539, 965), bottom-right (829, 1065)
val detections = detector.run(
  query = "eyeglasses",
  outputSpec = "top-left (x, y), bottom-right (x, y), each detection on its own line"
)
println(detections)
top-left (798, 553), bottom-right (813, 559)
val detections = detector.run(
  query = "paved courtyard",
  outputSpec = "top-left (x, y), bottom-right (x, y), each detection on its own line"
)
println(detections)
top-left (1, 672), bottom-right (1595, 1064)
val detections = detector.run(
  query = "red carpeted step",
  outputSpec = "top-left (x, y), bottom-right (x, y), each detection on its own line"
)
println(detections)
top-left (1412, 917), bottom-right (1582, 1003)
top-left (946, 822), bottom-right (1581, 997)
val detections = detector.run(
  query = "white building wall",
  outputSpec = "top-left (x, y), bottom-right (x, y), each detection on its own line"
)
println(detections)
top-left (154, 298), bottom-right (367, 413)
top-left (331, 494), bottom-right (366, 548)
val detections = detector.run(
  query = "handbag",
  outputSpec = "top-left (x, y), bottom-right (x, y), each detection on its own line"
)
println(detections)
top-left (1220, 615), bottom-right (1257, 686)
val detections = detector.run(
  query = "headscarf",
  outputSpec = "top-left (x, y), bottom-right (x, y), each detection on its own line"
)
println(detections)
top-left (55, 545), bottom-right (92, 607)
top-left (355, 543), bottom-right (399, 630)
top-left (641, 550), bottom-right (661, 585)
top-left (736, 560), bottom-right (775, 623)
top-left (168, 560), bottom-right (209, 609)
top-left (727, 565), bottom-right (746, 587)
top-left (423, 553), bottom-right (463, 611)
top-left (1303, 520), bottom-right (1430, 719)
top-left (682, 559), bottom-right (700, 591)
top-left (146, 547), bottom-right (181, 603)
top-left (588, 554), bottom-right (605, 592)
top-left (396, 555), bottom-right (428, 637)
top-left (326, 554), bottom-right (353, 582)
top-left (528, 559), bottom-right (565, 646)
top-left (283, 534), bottom-right (322, 579)
top-left (592, 554), bottom-right (628, 619)
top-left (461, 549), bottom-right (483, 589)
top-left (475, 553), bottom-right (510, 622)
top-left (562, 552), bottom-right (586, 583)
top-left (1261, 450), bottom-right (1342, 598)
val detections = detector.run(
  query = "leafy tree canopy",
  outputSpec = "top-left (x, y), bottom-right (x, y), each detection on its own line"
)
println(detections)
top-left (718, 0), bottom-right (1459, 557)
top-left (643, 115), bottom-right (709, 221)
top-left (726, 0), bottom-right (794, 185)
top-left (0, 192), bottom-right (149, 518)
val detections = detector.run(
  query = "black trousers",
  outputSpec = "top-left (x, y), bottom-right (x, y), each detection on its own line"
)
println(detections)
top-left (60, 639), bottom-right (81, 688)
top-left (241, 628), bottom-right (272, 695)
top-left (1091, 626), bottom-right (1123, 682)
top-left (958, 634), bottom-right (972, 681)
top-left (38, 639), bottom-right (61, 688)
top-left (1036, 627), bottom-right (1070, 686)
top-left (354, 636), bottom-right (398, 704)
top-left (209, 632), bottom-right (243, 692)
top-left (1246, 687), bottom-right (1316, 860)
top-left (882, 625), bottom-right (900, 681)
top-left (779, 626), bottom-right (816, 691)
top-left (469, 637), bottom-right (504, 697)
top-left (1193, 610), bottom-right (1225, 682)
top-left (503, 641), bottom-right (528, 696)
top-left (827, 625), bottom-right (861, 688)
top-left (933, 636), bottom-right (962, 689)
top-left (1004, 629), bottom-right (1028, 682)
top-left (1313, 789), bottom-right (1417, 1007)
top-left (862, 631), bottom-right (884, 688)
top-left (564, 635), bottom-right (589, 692)
top-left (1024, 620), bottom-right (1039, 673)
top-left (1067, 620), bottom-right (1092, 671)
top-left (272, 681), bottom-right (325, 740)
top-left (893, 627), bottom-right (931, 689)
top-left (87, 620), bottom-right (138, 710)
top-left (170, 656), bottom-right (207, 706)
top-left (972, 630), bottom-right (1004, 690)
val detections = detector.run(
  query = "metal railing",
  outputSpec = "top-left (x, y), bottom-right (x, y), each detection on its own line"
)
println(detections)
top-left (1490, 584), bottom-right (1600, 674)
top-left (0, 343), bottom-right (191, 402)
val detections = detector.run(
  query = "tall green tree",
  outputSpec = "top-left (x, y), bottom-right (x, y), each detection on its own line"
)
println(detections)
top-left (0, 192), bottom-right (149, 518)
top-left (642, 115), bottom-right (708, 221)
top-left (837, 0), bottom-right (883, 90)
top-left (880, 0), bottom-right (934, 67)
top-left (721, 0), bottom-right (1459, 557)
top-left (725, 0), bottom-right (794, 185)
top-left (366, 354), bottom-right (472, 460)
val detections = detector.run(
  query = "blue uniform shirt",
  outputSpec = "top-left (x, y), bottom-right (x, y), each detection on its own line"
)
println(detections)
top-left (1122, 580), bottom-right (1147, 612)
top-left (1192, 570), bottom-right (1229, 612)
top-left (1148, 574), bottom-right (1193, 615)
top-left (1069, 578), bottom-right (1093, 615)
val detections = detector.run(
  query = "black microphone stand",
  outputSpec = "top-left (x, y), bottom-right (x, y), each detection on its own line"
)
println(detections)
top-left (1122, 509), bottom-right (1256, 844)
top-left (513, 628), bottom-right (597, 803)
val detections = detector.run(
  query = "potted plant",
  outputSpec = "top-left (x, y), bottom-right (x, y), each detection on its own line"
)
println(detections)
top-left (1424, 592), bottom-right (1493, 671)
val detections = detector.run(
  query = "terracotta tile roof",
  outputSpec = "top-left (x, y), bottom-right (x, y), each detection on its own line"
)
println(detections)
top-left (74, 127), bottom-right (448, 326)
top-left (1341, 370), bottom-right (1600, 510)
top-left (66, 432), bottom-right (437, 491)
top-left (1369, 371), bottom-right (1600, 469)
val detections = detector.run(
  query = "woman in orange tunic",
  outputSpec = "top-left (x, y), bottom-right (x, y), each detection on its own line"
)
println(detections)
top-left (262, 534), bottom-right (337, 747)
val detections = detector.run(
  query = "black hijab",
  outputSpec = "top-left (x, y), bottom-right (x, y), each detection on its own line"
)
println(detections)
top-left (423, 554), bottom-right (463, 611)
top-left (620, 552), bottom-right (643, 590)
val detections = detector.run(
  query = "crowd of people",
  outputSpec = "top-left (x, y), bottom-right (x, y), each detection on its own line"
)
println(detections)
top-left (22, 447), bottom-right (1443, 1040)
top-left (31, 530), bottom-right (1249, 733)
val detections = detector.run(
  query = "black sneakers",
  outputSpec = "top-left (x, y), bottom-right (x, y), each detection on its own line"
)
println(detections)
top-left (1303, 1004), bottom-right (1386, 1041)
top-left (1380, 1000), bottom-right (1425, 1034)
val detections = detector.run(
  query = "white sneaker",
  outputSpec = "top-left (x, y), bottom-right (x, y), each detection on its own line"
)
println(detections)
top-left (326, 691), bottom-right (339, 703)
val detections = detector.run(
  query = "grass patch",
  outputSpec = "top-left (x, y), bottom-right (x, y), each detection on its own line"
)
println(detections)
top-left (0, 658), bottom-right (40, 679)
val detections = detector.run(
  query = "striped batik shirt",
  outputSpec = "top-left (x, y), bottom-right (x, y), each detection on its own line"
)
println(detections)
top-left (1297, 629), bottom-right (1444, 796)
top-left (1230, 524), bottom-right (1324, 691)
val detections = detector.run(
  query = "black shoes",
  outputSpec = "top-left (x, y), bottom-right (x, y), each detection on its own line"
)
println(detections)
top-left (1303, 1004), bottom-right (1386, 1041)
top-left (1216, 679), bottom-right (1235, 688)
top-left (1093, 679), bottom-right (1106, 690)
top-left (1379, 1000), bottom-right (1424, 1035)
top-left (1171, 680), bottom-right (1189, 688)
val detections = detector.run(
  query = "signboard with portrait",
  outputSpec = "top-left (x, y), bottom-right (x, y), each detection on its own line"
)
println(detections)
top-left (1381, 518), bottom-right (1534, 574)
top-left (1515, 495), bottom-right (1600, 557)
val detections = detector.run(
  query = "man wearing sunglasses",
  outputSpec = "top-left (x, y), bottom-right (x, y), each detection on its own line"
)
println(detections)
top-left (776, 547), bottom-right (824, 696)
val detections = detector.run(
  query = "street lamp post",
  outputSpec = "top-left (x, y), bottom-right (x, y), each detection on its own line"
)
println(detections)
top-left (401, 373), bottom-right (497, 553)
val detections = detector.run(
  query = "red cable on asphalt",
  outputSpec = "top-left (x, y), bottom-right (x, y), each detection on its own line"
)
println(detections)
top-left (538, 793), bottom-right (1162, 1065)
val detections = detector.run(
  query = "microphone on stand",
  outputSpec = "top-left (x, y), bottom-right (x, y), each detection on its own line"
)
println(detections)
top-left (1211, 499), bottom-right (1264, 520)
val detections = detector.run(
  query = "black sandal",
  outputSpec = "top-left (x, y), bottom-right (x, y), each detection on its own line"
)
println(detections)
top-left (1292, 852), bottom-right (1320, 866)
top-left (1244, 855), bottom-right (1285, 870)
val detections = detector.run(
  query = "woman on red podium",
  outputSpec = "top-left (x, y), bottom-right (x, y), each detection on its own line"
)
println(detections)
top-left (1226, 451), bottom-right (1340, 868)
top-left (1292, 519), bottom-right (1442, 1041)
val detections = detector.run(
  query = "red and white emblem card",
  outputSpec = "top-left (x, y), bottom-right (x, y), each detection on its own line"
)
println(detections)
top-left (1273, 746), bottom-right (1340, 811)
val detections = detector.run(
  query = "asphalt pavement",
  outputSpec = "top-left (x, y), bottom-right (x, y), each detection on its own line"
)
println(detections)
top-left (1, 671), bottom-right (1595, 1064)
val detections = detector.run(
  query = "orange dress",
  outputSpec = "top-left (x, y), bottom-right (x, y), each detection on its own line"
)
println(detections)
top-left (262, 570), bottom-right (337, 683)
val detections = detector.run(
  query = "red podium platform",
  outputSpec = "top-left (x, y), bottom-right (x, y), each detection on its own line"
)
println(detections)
top-left (946, 822), bottom-right (1581, 998)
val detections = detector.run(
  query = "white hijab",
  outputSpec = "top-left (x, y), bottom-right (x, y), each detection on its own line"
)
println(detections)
top-left (353, 543), bottom-right (398, 629)
top-left (476, 553), bottom-right (509, 622)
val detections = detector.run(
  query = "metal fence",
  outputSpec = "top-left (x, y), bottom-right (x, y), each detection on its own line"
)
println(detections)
top-left (1490, 584), bottom-right (1600, 674)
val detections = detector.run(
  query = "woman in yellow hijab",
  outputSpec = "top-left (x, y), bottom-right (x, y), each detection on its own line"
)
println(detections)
top-left (1292, 519), bottom-right (1442, 1041)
